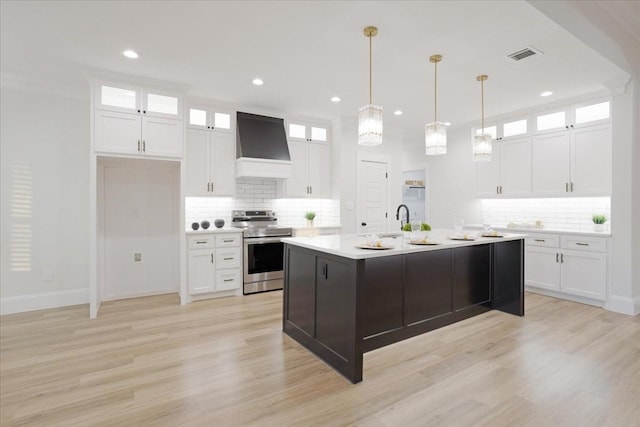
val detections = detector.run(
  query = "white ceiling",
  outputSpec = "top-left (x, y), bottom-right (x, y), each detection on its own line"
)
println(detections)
top-left (0, 0), bottom-right (630, 140)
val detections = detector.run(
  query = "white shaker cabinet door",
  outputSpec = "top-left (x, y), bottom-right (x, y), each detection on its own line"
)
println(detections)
top-left (532, 131), bottom-right (571, 196)
top-left (475, 143), bottom-right (501, 197)
top-left (571, 124), bottom-right (611, 195)
top-left (188, 249), bottom-right (216, 294)
top-left (500, 136), bottom-right (531, 196)
top-left (185, 129), bottom-right (211, 196)
top-left (525, 246), bottom-right (561, 291)
top-left (285, 140), bottom-right (309, 197)
top-left (211, 131), bottom-right (236, 196)
top-left (560, 250), bottom-right (606, 300)
top-left (95, 110), bottom-right (141, 155)
top-left (141, 116), bottom-right (183, 158)
top-left (308, 142), bottom-right (331, 198)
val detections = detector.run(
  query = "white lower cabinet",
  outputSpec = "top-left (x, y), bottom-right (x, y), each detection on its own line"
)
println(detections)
top-left (525, 246), bottom-right (560, 291)
top-left (525, 233), bottom-right (608, 302)
top-left (187, 232), bottom-right (242, 295)
top-left (560, 249), bottom-right (607, 300)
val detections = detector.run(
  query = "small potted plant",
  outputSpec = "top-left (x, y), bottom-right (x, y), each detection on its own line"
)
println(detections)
top-left (592, 214), bottom-right (608, 232)
top-left (305, 211), bottom-right (316, 227)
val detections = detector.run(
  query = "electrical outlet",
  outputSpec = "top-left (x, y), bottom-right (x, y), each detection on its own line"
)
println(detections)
top-left (133, 252), bottom-right (142, 263)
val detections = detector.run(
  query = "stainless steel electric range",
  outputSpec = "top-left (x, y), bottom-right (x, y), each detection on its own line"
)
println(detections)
top-left (231, 210), bottom-right (292, 294)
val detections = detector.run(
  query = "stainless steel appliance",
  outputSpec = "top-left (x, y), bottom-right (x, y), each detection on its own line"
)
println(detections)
top-left (231, 210), bottom-right (292, 294)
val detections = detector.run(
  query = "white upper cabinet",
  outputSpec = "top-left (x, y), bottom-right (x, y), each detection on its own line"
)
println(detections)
top-left (93, 82), bottom-right (184, 159)
top-left (476, 136), bottom-right (531, 197)
top-left (284, 120), bottom-right (331, 198)
top-left (532, 100), bottom-right (611, 196)
top-left (187, 107), bottom-right (232, 132)
top-left (184, 110), bottom-right (236, 197)
top-left (532, 131), bottom-right (572, 195)
top-left (287, 121), bottom-right (328, 142)
top-left (95, 83), bottom-right (182, 120)
top-left (476, 98), bottom-right (611, 198)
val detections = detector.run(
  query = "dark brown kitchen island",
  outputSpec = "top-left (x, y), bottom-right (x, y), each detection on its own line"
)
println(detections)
top-left (282, 232), bottom-right (525, 383)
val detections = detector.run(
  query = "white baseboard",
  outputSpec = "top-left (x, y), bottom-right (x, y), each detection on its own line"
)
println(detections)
top-left (605, 294), bottom-right (638, 316)
top-left (526, 286), bottom-right (638, 316)
top-left (0, 288), bottom-right (89, 315)
top-left (525, 286), bottom-right (604, 308)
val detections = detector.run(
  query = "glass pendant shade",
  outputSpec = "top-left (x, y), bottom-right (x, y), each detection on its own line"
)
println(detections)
top-left (425, 121), bottom-right (447, 155)
top-left (473, 133), bottom-right (492, 162)
top-left (358, 104), bottom-right (383, 146)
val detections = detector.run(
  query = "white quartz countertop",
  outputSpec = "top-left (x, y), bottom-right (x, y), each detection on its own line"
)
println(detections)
top-left (465, 224), bottom-right (611, 237)
top-left (282, 229), bottom-right (526, 260)
top-left (185, 227), bottom-right (242, 235)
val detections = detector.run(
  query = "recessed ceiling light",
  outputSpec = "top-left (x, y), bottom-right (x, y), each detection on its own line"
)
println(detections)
top-left (444, 122), bottom-right (451, 126)
top-left (122, 50), bottom-right (139, 59)
top-left (394, 110), bottom-right (403, 115)
top-left (252, 78), bottom-right (264, 86)
top-left (540, 91), bottom-right (553, 97)
top-left (331, 96), bottom-right (341, 103)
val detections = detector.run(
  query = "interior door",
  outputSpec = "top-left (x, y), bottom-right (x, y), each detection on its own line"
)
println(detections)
top-left (357, 159), bottom-right (387, 234)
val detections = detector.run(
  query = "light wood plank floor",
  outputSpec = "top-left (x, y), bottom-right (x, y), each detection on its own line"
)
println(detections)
top-left (1, 292), bottom-right (638, 426)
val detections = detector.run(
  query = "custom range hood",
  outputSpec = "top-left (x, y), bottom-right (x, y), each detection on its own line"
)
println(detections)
top-left (235, 112), bottom-right (292, 179)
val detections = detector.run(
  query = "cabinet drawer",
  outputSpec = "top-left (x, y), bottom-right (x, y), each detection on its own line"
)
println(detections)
top-left (216, 248), bottom-right (241, 269)
top-left (216, 269), bottom-right (241, 291)
top-left (215, 234), bottom-right (241, 248)
top-left (561, 236), bottom-right (607, 253)
top-left (188, 235), bottom-right (215, 249)
top-left (525, 234), bottom-right (559, 248)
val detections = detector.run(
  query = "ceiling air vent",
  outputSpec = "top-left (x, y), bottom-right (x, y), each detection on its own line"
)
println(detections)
top-left (507, 46), bottom-right (543, 62)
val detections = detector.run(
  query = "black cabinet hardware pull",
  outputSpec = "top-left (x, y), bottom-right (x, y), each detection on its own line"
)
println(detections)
top-left (534, 239), bottom-right (545, 242)
top-left (556, 253), bottom-right (559, 263)
top-left (576, 242), bottom-right (589, 246)
top-left (223, 240), bottom-right (233, 243)
top-left (211, 254), bottom-right (214, 263)
top-left (224, 257), bottom-right (233, 260)
top-left (224, 279), bottom-right (233, 282)
top-left (560, 253), bottom-right (564, 263)
top-left (196, 241), bottom-right (207, 244)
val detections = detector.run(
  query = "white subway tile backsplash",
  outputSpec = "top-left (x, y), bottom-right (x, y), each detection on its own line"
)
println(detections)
top-left (186, 178), bottom-right (341, 230)
top-left (481, 197), bottom-right (610, 232)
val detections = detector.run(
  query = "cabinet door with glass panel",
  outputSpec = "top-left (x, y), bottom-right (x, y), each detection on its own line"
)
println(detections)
top-left (93, 82), bottom-right (183, 158)
top-left (475, 118), bottom-right (530, 197)
top-left (185, 107), bottom-right (235, 196)
top-left (532, 100), bottom-right (611, 196)
top-left (285, 121), bottom-right (331, 198)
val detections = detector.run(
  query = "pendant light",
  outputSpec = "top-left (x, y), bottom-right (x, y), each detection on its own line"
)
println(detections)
top-left (358, 26), bottom-right (383, 146)
top-left (425, 54), bottom-right (446, 155)
top-left (473, 74), bottom-right (492, 162)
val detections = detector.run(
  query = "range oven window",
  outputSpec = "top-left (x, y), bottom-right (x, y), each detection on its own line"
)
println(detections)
top-left (247, 241), bottom-right (284, 274)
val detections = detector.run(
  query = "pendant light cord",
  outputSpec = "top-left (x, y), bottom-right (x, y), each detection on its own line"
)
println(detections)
top-left (481, 78), bottom-right (485, 133)
top-left (434, 60), bottom-right (437, 123)
top-left (369, 33), bottom-right (373, 105)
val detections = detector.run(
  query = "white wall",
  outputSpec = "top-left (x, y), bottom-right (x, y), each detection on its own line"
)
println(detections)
top-left (423, 127), bottom-right (482, 229)
top-left (331, 118), bottom-right (405, 234)
top-left (1, 86), bottom-right (90, 314)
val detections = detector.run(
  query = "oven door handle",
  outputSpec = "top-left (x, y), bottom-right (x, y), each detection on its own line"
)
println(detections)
top-left (245, 236), bottom-right (285, 245)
